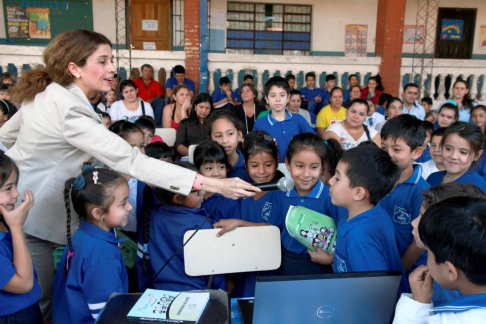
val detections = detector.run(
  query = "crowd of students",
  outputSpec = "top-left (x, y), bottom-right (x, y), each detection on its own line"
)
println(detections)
top-left (0, 66), bottom-right (485, 324)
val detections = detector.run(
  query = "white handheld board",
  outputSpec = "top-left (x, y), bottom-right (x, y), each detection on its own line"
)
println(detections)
top-left (183, 226), bottom-right (281, 276)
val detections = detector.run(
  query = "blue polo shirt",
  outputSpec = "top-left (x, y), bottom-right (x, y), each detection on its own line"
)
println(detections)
top-left (379, 165), bottom-right (430, 258)
top-left (253, 111), bottom-right (314, 162)
top-left (321, 88), bottom-right (331, 107)
top-left (201, 193), bottom-right (241, 222)
top-left (227, 149), bottom-right (247, 180)
top-left (433, 280), bottom-right (461, 307)
top-left (52, 222), bottom-right (128, 324)
top-left (300, 87), bottom-right (322, 104)
top-left (476, 153), bottom-right (486, 182)
top-left (433, 293), bottom-right (486, 314)
top-left (415, 145), bottom-right (431, 163)
top-left (333, 205), bottom-right (402, 273)
top-left (274, 180), bottom-right (344, 254)
top-left (0, 231), bottom-right (42, 317)
top-left (235, 88), bottom-right (242, 103)
top-left (240, 191), bottom-right (281, 228)
top-left (427, 170), bottom-right (486, 191)
top-left (148, 204), bottom-right (226, 292)
top-left (211, 88), bottom-right (236, 107)
top-left (165, 77), bottom-right (196, 93)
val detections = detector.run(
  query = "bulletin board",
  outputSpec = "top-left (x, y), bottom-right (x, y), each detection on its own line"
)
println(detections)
top-left (344, 24), bottom-right (368, 57)
top-left (3, 0), bottom-right (93, 45)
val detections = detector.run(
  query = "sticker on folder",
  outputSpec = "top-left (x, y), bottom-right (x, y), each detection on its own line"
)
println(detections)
top-left (285, 205), bottom-right (337, 253)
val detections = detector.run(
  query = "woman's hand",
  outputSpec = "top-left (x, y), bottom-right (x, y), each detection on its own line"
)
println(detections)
top-left (181, 98), bottom-right (192, 119)
top-left (213, 219), bottom-right (243, 236)
top-left (0, 190), bottom-right (35, 230)
top-left (202, 177), bottom-right (260, 200)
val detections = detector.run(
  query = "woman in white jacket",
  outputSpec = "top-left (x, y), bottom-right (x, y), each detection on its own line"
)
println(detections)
top-left (0, 29), bottom-right (258, 321)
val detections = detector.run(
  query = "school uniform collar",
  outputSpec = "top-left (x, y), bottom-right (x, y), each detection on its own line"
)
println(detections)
top-left (339, 205), bottom-right (383, 236)
top-left (401, 164), bottom-right (423, 185)
top-left (78, 221), bottom-right (128, 244)
top-left (286, 180), bottom-right (324, 198)
top-left (433, 293), bottom-right (486, 314)
top-left (267, 110), bottom-right (293, 125)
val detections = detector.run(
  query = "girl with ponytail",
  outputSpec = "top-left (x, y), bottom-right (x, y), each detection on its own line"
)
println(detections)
top-left (52, 167), bottom-right (131, 324)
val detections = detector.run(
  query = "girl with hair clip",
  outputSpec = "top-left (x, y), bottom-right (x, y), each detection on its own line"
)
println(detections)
top-left (273, 133), bottom-right (344, 276)
top-left (427, 122), bottom-right (486, 191)
top-left (0, 153), bottom-right (41, 323)
top-left (52, 167), bottom-right (131, 324)
top-left (137, 161), bottom-right (226, 292)
top-left (194, 141), bottom-right (241, 223)
top-left (208, 109), bottom-right (246, 180)
top-left (175, 93), bottom-right (214, 156)
top-left (162, 84), bottom-right (191, 130)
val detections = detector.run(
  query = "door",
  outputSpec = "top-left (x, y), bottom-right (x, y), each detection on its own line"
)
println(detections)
top-left (130, 0), bottom-right (171, 51)
top-left (435, 8), bottom-right (476, 59)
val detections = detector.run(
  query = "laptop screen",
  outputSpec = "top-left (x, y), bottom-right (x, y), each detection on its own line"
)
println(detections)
top-left (253, 271), bottom-right (402, 324)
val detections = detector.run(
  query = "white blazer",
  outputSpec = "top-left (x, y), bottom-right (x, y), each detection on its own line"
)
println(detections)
top-left (0, 83), bottom-right (195, 244)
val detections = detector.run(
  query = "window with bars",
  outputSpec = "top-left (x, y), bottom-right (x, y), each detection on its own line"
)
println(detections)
top-left (226, 2), bottom-right (312, 55)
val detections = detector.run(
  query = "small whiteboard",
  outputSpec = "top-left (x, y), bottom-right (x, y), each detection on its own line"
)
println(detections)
top-left (184, 226), bottom-right (281, 276)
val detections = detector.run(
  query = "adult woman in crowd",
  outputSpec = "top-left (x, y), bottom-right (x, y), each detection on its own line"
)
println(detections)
top-left (375, 97), bottom-right (403, 132)
top-left (324, 98), bottom-right (380, 150)
top-left (231, 83), bottom-right (266, 134)
top-left (175, 93), bottom-right (214, 156)
top-left (0, 30), bottom-right (258, 321)
top-left (162, 84), bottom-right (192, 130)
top-left (109, 79), bottom-right (154, 122)
top-left (447, 79), bottom-right (476, 122)
top-left (361, 75), bottom-right (384, 104)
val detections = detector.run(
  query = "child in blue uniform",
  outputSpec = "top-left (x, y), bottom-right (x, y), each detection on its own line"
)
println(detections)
top-left (411, 183), bottom-right (486, 308)
top-left (0, 153), bottom-right (42, 323)
top-left (253, 76), bottom-right (314, 162)
top-left (194, 141), bottom-right (241, 222)
top-left (208, 109), bottom-right (246, 179)
top-left (212, 76), bottom-right (236, 109)
top-left (415, 121), bottom-right (433, 163)
top-left (52, 168), bottom-right (131, 324)
top-left (326, 146), bottom-right (403, 275)
top-left (394, 197), bottom-right (486, 323)
top-left (380, 115), bottom-right (430, 285)
top-left (272, 133), bottom-right (344, 276)
top-left (300, 72), bottom-right (324, 115)
top-left (427, 122), bottom-right (486, 191)
top-left (138, 162), bottom-right (226, 292)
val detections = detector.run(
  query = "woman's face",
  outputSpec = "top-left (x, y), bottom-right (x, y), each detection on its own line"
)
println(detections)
top-left (72, 44), bottom-right (116, 98)
top-left (330, 90), bottom-right (343, 108)
top-left (346, 103), bottom-right (368, 127)
top-left (240, 86), bottom-right (255, 103)
top-left (122, 86), bottom-right (138, 103)
top-left (452, 82), bottom-right (469, 100)
top-left (367, 79), bottom-right (377, 90)
top-left (174, 88), bottom-right (190, 105)
top-left (195, 101), bottom-right (211, 120)
top-left (386, 100), bottom-right (403, 119)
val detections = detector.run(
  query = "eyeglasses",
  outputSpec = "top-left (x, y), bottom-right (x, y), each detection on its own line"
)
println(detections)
top-left (190, 190), bottom-right (205, 197)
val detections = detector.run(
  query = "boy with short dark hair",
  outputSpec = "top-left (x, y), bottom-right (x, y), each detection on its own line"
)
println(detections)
top-left (380, 115), bottom-right (430, 288)
top-left (321, 74), bottom-right (336, 109)
top-left (300, 72), bottom-right (324, 115)
top-left (212, 76), bottom-right (236, 109)
top-left (421, 97), bottom-right (433, 113)
top-left (285, 74), bottom-right (296, 90)
top-left (343, 74), bottom-right (359, 101)
top-left (253, 76), bottom-right (314, 161)
top-left (415, 121), bottom-right (434, 163)
top-left (326, 145), bottom-right (403, 273)
top-left (394, 197), bottom-right (486, 323)
top-left (235, 74), bottom-right (254, 103)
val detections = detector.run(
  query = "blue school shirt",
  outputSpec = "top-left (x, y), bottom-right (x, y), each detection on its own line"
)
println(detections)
top-left (433, 293), bottom-right (486, 314)
top-left (227, 149), bottom-right (247, 180)
top-left (0, 231), bottom-right (42, 316)
top-left (240, 191), bottom-right (281, 228)
top-left (415, 145), bottom-right (431, 163)
top-left (148, 204), bottom-right (226, 292)
top-left (377, 105), bottom-right (385, 116)
top-left (300, 87), bottom-right (322, 104)
top-left (201, 193), bottom-right (241, 222)
top-left (379, 165), bottom-right (430, 258)
top-left (477, 153), bottom-right (486, 182)
top-left (253, 111), bottom-right (314, 162)
top-left (333, 205), bottom-right (403, 273)
top-left (235, 88), bottom-right (242, 103)
top-left (274, 180), bottom-right (344, 254)
top-left (211, 88), bottom-right (236, 104)
top-left (344, 88), bottom-right (351, 101)
top-left (165, 77), bottom-right (196, 93)
top-left (52, 222), bottom-right (128, 324)
top-left (321, 88), bottom-right (331, 107)
top-left (427, 170), bottom-right (486, 192)
top-left (433, 280), bottom-right (461, 307)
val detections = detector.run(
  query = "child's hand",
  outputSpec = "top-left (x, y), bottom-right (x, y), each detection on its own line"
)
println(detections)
top-left (213, 219), bottom-right (242, 236)
top-left (409, 265), bottom-right (434, 304)
top-left (0, 190), bottom-right (35, 230)
top-left (307, 248), bottom-right (334, 265)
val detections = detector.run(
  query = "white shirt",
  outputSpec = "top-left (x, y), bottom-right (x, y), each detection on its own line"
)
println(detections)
top-left (364, 112), bottom-right (385, 130)
top-left (325, 121), bottom-right (378, 150)
top-left (418, 159), bottom-right (439, 180)
top-left (393, 293), bottom-right (486, 324)
top-left (403, 102), bottom-right (426, 120)
top-left (109, 99), bottom-right (154, 122)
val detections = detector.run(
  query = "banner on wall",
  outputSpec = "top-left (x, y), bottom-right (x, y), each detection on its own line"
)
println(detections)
top-left (479, 26), bottom-right (486, 48)
top-left (345, 24), bottom-right (368, 57)
top-left (28, 7), bottom-right (51, 39)
top-left (440, 19), bottom-right (464, 41)
top-left (6, 6), bottom-right (29, 38)
top-left (403, 25), bottom-right (424, 44)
